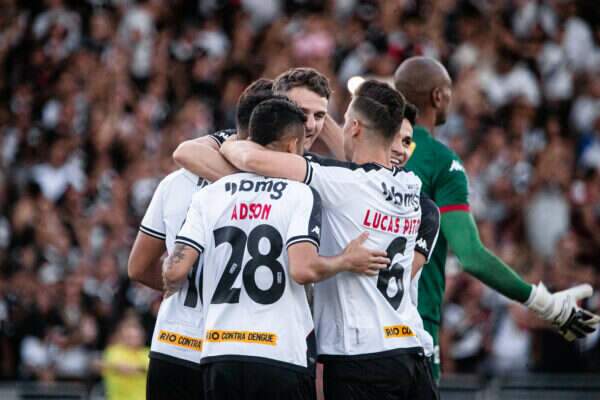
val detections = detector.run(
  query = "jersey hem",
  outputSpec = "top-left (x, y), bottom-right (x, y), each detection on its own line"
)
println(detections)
top-left (200, 354), bottom-right (313, 376)
top-left (175, 236), bottom-right (204, 254)
top-left (318, 346), bottom-right (424, 362)
top-left (149, 351), bottom-right (203, 370)
top-left (140, 225), bottom-right (166, 240)
top-left (208, 135), bottom-right (222, 146)
top-left (287, 235), bottom-right (319, 250)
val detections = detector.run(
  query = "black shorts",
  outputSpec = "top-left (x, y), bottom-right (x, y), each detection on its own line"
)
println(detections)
top-left (322, 351), bottom-right (439, 400)
top-left (202, 360), bottom-right (315, 400)
top-left (146, 356), bottom-right (203, 400)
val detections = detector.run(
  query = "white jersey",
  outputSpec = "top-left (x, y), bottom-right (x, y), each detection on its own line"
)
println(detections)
top-left (176, 173), bottom-right (321, 373)
top-left (303, 154), bottom-right (425, 359)
top-left (140, 169), bottom-right (209, 366)
top-left (139, 129), bottom-right (235, 366)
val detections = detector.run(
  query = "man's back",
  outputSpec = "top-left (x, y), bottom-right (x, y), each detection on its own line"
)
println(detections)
top-left (304, 156), bottom-right (425, 357)
top-left (141, 168), bottom-right (207, 362)
top-left (176, 172), bottom-right (320, 373)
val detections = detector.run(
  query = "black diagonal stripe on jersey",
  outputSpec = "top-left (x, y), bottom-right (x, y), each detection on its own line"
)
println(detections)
top-left (304, 159), bottom-right (314, 185)
top-left (140, 225), bottom-right (166, 240)
top-left (307, 186), bottom-right (322, 244)
top-left (286, 235), bottom-right (319, 249)
top-left (416, 195), bottom-right (441, 262)
top-left (175, 236), bottom-right (204, 254)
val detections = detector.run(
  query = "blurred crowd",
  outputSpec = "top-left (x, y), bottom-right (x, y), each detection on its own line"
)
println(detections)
top-left (0, 0), bottom-right (599, 389)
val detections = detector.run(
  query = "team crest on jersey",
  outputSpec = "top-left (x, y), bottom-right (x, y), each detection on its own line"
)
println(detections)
top-left (449, 160), bottom-right (465, 173)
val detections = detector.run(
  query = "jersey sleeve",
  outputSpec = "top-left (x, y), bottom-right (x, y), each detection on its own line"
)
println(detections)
top-left (286, 186), bottom-right (322, 250)
top-left (414, 194), bottom-right (440, 262)
top-left (303, 154), bottom-right (359, 208)
top-left (174, 192), bottom-right (207, 254)
top-left (433, 152), bottom-right (470, 213)
top-left (207, 128), bottom-right (237, 147)
top-left (139, 179), bottom-right (166, 241)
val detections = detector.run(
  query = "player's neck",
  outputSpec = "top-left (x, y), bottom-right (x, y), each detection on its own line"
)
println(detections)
top-left (416, 110), bottom-right (436, 135)
top-left (352, 146), bottom-right (391, 168)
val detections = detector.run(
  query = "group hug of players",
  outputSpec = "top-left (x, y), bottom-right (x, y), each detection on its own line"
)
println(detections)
top-left (128, 57), bottom-right (600, 400)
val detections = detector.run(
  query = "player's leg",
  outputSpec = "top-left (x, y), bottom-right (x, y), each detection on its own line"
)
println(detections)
top-left (146, 357), bottom-right (203, 400)
top-left (202, 361), bottom-right (244, 400)
top-left (242, 362), bottom-right (315, 400)
top-left (422, 319), bottom-right (441, 383)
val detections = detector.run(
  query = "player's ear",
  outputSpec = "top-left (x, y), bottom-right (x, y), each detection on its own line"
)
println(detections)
top-left (431, 87), bottom-right (443, 109)
top-left (351, 119), bottom-right (361, 138)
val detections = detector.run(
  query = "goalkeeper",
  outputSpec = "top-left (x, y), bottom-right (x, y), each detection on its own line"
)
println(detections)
top-left (392, 57), bottom-right (599, 382)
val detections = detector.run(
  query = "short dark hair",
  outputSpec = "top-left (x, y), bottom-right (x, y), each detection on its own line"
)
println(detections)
top-left (273, 67), bottom-right (331, 99)
top-left (236, 79), bottom-right (274, 134)
top-left (403, 102), bottom-right (418, 126)
top-left (249, 99), bottom-right (307, 146)
top-left (353, 80), bottom-right (406, 140)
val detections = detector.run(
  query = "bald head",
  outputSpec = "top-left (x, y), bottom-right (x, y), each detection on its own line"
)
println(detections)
top-left (394, 57), bottom-right (452, 126)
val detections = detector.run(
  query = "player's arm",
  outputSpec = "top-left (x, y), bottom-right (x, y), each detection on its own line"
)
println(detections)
top-left (436, 157), bottom-right (599, 340)
top-left (411, 194), bottom-right (440, 279)
top-left (220, 140), bottom-right (307, 182)
top-left (173, 131), bottom-right (239, 182)
top-left (163, 192), bottom-right (208, 297)
top-left (162, 243), bottom-right (200, 298)
top-left (289, 233), bottom-right (390, 284)
top-left (128, 232), bottom-right (165, 291)
top-left (128, 178), bottom-right (168, 290)
top-left (443, 211), bottom-right (600, 340)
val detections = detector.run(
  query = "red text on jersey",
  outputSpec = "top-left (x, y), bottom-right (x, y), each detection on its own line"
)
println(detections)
top-left (362, 209), bottom-right (420, 235)
top-left (231, 202), bottom-right (272, 221)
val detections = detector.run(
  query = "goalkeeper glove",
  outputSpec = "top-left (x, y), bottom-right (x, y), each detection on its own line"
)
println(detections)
top-left (525, 282), bottom-right (600, 341)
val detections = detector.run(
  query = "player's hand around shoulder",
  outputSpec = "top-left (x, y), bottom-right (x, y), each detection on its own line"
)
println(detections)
top-left (342, 232), bottom-right (390, 276)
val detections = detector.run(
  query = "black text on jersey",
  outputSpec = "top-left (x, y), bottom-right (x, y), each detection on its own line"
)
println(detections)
top-left (225, 179), bottom-right (288, 200)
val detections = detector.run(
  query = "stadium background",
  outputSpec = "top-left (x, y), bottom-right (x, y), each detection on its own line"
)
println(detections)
top-left (0, 0), bottom-right (599, 398)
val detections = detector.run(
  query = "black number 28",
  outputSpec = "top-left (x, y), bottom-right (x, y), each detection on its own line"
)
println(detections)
top-left (211, 225), bottom-right (285, 305)
top-left (376, 237), bottom-right (407, 310)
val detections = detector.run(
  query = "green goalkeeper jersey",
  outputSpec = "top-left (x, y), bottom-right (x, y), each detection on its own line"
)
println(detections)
top-left (405, 125), bottom-right (470, 325)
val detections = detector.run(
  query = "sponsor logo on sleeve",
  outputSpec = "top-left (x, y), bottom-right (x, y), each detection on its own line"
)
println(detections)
top-left (416, 238), bottom-right (428, 252)
top-left (449, 160), bottom-right (465, 173)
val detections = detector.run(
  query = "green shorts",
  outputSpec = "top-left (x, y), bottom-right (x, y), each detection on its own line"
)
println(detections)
top-left (422, 319), bottom-right (440, 384)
